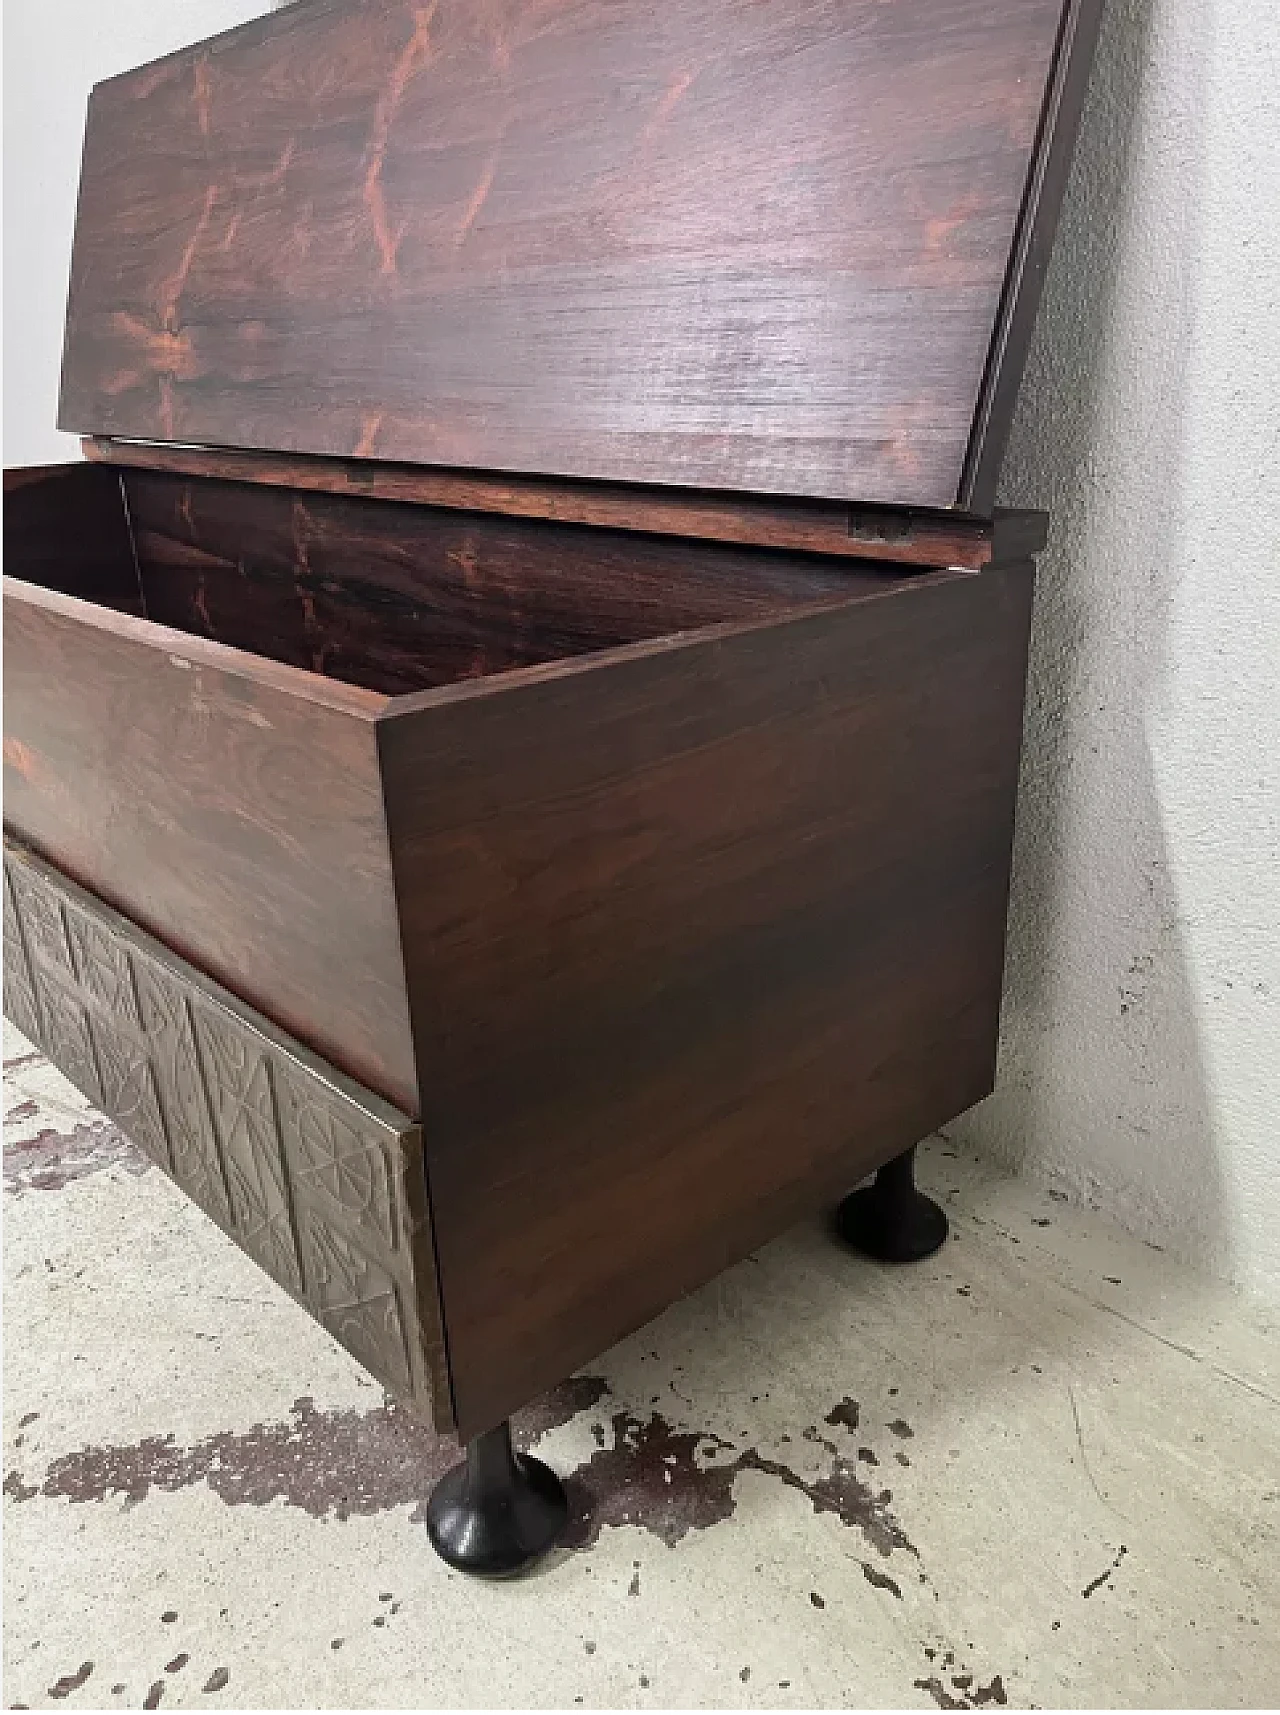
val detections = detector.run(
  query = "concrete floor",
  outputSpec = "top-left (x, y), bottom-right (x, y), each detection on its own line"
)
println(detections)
top-left (3, 1019), bottom-right (1278, 1711)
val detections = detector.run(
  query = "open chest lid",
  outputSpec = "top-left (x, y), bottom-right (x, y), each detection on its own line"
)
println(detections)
top-left (58, 0), bottom-right (1101, 518)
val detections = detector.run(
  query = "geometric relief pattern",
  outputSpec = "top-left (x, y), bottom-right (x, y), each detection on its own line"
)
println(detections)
top-left (193, 1009), bottom-right (303, 1292)
top-left (90, 1002), bottom-right (170, 1168)
top-left (132, 957), bottom-right (233, 1225)
top-left (3, 863), bottom-right (44, 1046)
top-left (35, 977), bottom-right (104, 1111)
top-left (304, 1215), bottom-right (412, 1394)
top-left (2, 839), bottom-right (445, 1426)
top-left (275, 1063), bottom-right (398, 1250)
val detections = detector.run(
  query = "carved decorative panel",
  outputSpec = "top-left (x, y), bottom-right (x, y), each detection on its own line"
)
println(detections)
top-left (133, 955), bottom-right (234, 1225)
top-left (3, 863), bottom-right (44, 1049)
top-left (3, 838), bottom-right (450, 1431)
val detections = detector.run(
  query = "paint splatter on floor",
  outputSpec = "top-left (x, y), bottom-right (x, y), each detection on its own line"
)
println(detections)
top-left (6, 1029), bottom-right (1277, 1710)
top-left (914, 1671), bottom-right (1008, 1710)
top-left (559, 1409), bottom-right (740, 1548)
top-left (824, 1397), bottom-right (860, 1431)
top-left (555, 1399), bottom-right (920, 1558)
top-left (5, 1368), bottom-right (920, 1572)
top-left (862, 1561), bottom-right (903, 1598)
top-left (46, 1661), bottom-right (93, 1700)
top-left (4, 1378), bottom-right (609, 1523)
top-left (4, 1119), bottom-right (149, 1196)
top-left (1082, 1544), bottom-right (1128, 1598)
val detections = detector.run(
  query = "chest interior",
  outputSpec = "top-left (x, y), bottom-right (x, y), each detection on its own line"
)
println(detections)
top-left (8, 461), bottom-right (915, 696)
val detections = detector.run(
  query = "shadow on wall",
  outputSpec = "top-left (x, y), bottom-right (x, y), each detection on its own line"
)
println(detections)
top-left (950, 0), bottom-right (1234, 1275)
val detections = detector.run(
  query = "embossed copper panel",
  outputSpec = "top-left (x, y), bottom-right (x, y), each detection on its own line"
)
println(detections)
top-left (3, 837), bottom-right (451, 1430)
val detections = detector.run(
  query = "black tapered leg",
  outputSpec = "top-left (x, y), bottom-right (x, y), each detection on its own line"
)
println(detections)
top-left (426, 1419), bottom-right (568, 1578)
top-left (836, 1144), bottom-right (949, 1262)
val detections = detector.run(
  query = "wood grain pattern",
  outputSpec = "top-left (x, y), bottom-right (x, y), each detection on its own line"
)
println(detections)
top-left (2, 578), bottom-right (416, 1114)
top-left (3, 462), bottom-right (144, 613)
top-left (4, 459), bottom-right (1043, 1446)
top-left (124, 468), bottom-right (903, 695)
top-left (3, 836), bottom-right (452, 1426)
top-left (378, 562), bottom-right (1036, 1439)
top-left (87, 437), bottom-right (1050, 570)
top-left (58, 0), bottom-right (1090, 509)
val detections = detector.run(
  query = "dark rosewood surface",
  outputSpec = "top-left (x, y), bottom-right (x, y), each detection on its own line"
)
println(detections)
top-left (122, 468), bottom-right (893, 696)
top-left (3, 577), bottom-right (416, 1114)
top-left (58, 0), bottom-right (1097, 509)
top-left (4, 470), bottom-right (1036, 1444)
top-left (380, 562), bottom-right (1036, 1438)
top-left (4, 461), bottom-right (959, 1120)
top-left (5, 0), bottom-right (1099, 1501)
top-left (4, 463), bottom-right (143, 613)
top-left (88, 438), bottom-right (1050, 570)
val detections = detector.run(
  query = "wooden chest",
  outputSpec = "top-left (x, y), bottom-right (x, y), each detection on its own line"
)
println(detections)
top-left (3, 0), bottom-right (1103, 1572)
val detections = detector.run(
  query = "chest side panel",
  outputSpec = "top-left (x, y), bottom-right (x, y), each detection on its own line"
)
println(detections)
top-left (379, 564), bottom-right (1037, 1439)
top-left (3, 582), bottom-right (417, 1114)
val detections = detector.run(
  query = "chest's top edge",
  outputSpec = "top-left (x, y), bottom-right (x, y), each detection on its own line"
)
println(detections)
top-left (84, 437), bottom-right (1047, 572)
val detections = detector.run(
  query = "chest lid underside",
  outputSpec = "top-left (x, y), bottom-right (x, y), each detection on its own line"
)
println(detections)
top-left (58, 0), bottom-right (1101, 517)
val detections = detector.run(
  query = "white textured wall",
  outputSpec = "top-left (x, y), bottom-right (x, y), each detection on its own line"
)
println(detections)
top-left (951, 0), bottom-right (1280, 1298)
top-left (3, 0), bottom-right (275, 466)
top-left (5, 0), bottom-right (1278, 1294)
